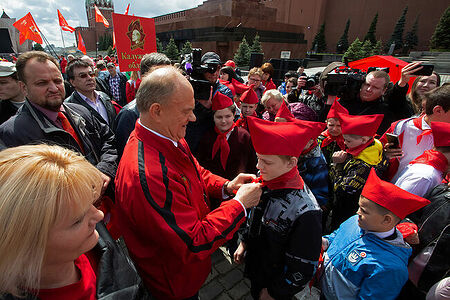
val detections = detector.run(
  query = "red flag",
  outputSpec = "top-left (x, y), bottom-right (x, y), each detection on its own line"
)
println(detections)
top-left (77, 31), bottom-right (86, 54)
top-left (124, 4), bottom-right (130, 15)
top-left (57, 9), bottom-right (75, 33)
top-left (13, 12), bottom-right (43, 45)
top-left (94, 5), bottom-right (109, 28)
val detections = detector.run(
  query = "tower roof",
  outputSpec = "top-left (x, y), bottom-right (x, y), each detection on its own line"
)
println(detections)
top-left (1, 9), bottom-right (10, 19)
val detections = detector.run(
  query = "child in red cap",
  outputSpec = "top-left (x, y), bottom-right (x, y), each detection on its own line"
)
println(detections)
top-left (394, 121), bottom-right (450, 197)
top-left (320, 169), bottom-right (430, 300)
top-left (330, 113), bottom-right (389, 230)
top-left (234, 85), bottom-right (260, 131)
top-left (234, 117), bottom-right (322, 300)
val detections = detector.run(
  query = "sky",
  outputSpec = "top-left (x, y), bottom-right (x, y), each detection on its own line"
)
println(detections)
top-left (2, 0), bottom-right (205, 48)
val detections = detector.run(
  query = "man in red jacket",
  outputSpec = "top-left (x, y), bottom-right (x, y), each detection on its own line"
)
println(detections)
top-left (114, 66), bottom-right (262, 300)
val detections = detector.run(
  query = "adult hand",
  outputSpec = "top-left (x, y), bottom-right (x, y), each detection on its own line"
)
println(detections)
top-left (322, 237), bottom-right (329, 251)
top-left (297, 76), bottom-right (307, 89)
top-left (197, 86), bottom-right (213, 109)
top-left (312, 84), bottom-right (324, 98)
top-left (398, 62), bottom-right (423, 87)
top-left (236, 182), bottom-right (262, 209)
top-left (227, 173), bottom-right (258, 194)
top-left (259, 288), bottom-right (275, 300)
top-left (332, 150), bottom-right (348, 164)
top-left (233, 242), bottom-right (246, 264)
top-left (384, 143), bottom-right (404, 160)
top-left (100, 173), bottom-right (111, 195)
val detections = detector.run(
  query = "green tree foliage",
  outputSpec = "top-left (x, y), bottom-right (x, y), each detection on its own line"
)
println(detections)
top-left (234, 36), bottom-right (251, 67)
top-left (107, 45), bottom-right (115, 56)
top-left (336, 19), bottom-right (351, 53)
top-left (156, 37), bottom-right (164, 53)
top-left (32, 43), bottom-right (44, 51)
top-left (361, 40), bottom-right (373, 58)
top-left (403, 16), bottom-right (419, 53)
top-left (180, 41), bottom-right (193, 55)
top-left (364, 13), bottom-right (378, 44)
top-left (164, 37), bottom-right (180, 61)
top-left (98, 34), bottom-right (113, 51)
top-left (250, 33), bottom-right (263, 54)
top-left (430, 6), bottom-right (450, 50)
top-left (385, 7), bottom-right (408, 52)
top-left (372, 40), bottom-right (384, 55)
top-left (311, 23), bottom-right (327, 52)
top-left (342, 38), bottom-right (363, 63)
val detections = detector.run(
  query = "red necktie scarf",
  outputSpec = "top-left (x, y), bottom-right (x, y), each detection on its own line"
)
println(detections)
top-left (262, 167), bottom-right (304, 190)
top-left (409, 149), bottom-right (448, 173)
top-left (413, 116), bottom-right (432, 145)
top-left (58, 112), bottom-right (84, 153)
top-left (212, 125), bottom-right (235, 170)
top-left (346, 138), bottom-right (374, 156)
top-left (320, 129), bottom-right (345, 150)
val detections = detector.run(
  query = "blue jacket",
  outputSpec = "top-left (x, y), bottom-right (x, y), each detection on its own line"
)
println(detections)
top-left (320, 215), bottom-right (411, 300)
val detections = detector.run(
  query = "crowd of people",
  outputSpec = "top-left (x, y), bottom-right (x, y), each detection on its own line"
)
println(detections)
top-left (0, 49), bottom-right (448, 300)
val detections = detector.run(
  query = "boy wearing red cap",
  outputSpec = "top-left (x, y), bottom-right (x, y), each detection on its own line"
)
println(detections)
top-left (235, 85), bottom-right (260, 130)
top-left (320, 169), bottom-right (430, 300)
top-left (234, 117), bottom-right (322, 300)
top-left (330, 113), bottom-right (389, 230)
top-left (394, 121), bottom-right (450, 197)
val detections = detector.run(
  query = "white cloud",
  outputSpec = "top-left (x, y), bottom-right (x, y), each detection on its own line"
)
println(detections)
top-left (1, 0), bottom-right (205, 48)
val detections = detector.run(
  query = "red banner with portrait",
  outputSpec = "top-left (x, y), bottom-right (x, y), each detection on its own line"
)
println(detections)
top-left (112, 13), bottom-right (157, 72)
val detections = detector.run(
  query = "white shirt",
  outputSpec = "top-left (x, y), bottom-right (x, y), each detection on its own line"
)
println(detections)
top-left (394, 163), bottom-right (443, 197)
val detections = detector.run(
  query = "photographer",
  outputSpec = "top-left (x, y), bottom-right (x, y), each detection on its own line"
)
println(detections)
top-left (288, 73), bottom-right (325, 116)
top-left (185, 51), bottom-right (233, 155)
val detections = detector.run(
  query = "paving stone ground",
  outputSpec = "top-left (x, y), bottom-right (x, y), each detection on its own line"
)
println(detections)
top-left (199, 248), bottom-right (321, 300)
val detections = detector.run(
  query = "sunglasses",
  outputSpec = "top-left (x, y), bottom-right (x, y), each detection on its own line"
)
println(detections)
top-left (77, 72), bottom-right (95, 79)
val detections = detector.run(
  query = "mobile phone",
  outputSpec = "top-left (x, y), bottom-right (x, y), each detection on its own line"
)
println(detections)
top-left (386, 133), bottom-right (400, 148)
top-left (411, 64), bottom-right (434, 76)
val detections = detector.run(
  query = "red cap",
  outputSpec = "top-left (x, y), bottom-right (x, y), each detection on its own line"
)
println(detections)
top-left (224, 60), bottom-right (236, 68)
top-left (361, 169), bottom-right (430, 219)
top-left (247, 116), bottom-right (313, 157)
top-left (327, 100), bottom-right (349, 119)
top-left (240, 85), bottom-right (259, 104)
top-left (293, 119), bottom-right (327, 140)
top-left (430, 121), bottom-right (450, 147)
top-left (339, 113), bottom-right (384, 137)
top-left (275, 101), bottom-right (294, 121)
top-left (212, 92), bottom-right (233, 111)
top-left (231, 78), bottom-right (249, 95)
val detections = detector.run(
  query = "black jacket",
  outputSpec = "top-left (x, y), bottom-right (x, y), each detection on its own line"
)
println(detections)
top-left (0, 100), bottom-right (118, 179)
top-left (243, 187), bottom-right (322, 300)
top-left (113, 99), bottom-right (139, 158)
top-left (65, 90), bottom-right (117, 127)
top-left (105, 72), bottom-right (128, 107)
top-left (0, 100), bottom-right (20, 125)
top-left (0, 222), bottom-right (153, 300)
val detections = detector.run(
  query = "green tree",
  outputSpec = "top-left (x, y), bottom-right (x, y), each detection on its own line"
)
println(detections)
top-left (164, 37), bottom-right (179, 61)
top-left (430, 6), bottom-right (450, 50)
top-left (156, 37), bottom-right (164, 53)
top-left (372, 40), bottom-right (383, 55)
top-left (107, 45), bottom-right (115, 56)
top-left (364, 13), bottom-right (378, 44)
top-left (311, 23), bottom-right (327, 52)
top-left (342, 38), bottom-right (363, 63)
top-left (98, 34), bottom-right (113, 51)
top-left (385, 7), bottom-right (408, 52)
top-left (32, 43), bottom-right (44, 51)
top-left (361, 40), bottom-right (373, 58)
top-left (180, 41), bottom-right (193, 55)
top-left (403, 16), bottom-right (419, 54)
top-left (234, 36), bottom-right (251, 67)
top-left (250, 33), bottom-right (263, 54)
top-left (336, 19), bottom-right (351, 53)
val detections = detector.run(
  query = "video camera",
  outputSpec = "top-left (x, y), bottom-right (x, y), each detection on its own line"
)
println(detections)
top-left (300, 74), bottom-right (320, 91)
top-left (323, 66), bottom-right (389, 100)
top-left (183, 48), bottom-right (214, 100)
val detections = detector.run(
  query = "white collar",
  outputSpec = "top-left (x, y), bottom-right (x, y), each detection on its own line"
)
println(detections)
top-left (368, 227), bottom-right (395, 239)
top-left (138, 119), bottom-right (178, 147)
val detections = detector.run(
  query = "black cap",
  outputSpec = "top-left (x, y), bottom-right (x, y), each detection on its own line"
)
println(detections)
top-left (201, 52), bottom-right (221, 65)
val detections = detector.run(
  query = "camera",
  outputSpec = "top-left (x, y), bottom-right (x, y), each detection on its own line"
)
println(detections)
top-left (301, 74), bottom-right (320, 90)
top-left (183, 48), bottom-right (214, 100)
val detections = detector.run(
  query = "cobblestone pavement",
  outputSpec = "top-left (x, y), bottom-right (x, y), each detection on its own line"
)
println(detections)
top-left (199, 248), bottom-right (321, 300)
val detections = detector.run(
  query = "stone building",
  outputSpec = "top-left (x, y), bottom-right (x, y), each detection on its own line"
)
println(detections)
top-left (0, 10), bottom-right (32, 55)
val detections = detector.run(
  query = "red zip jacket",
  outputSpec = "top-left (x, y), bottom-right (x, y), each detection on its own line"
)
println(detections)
top-left (115, 121), bottom-right (246, 299)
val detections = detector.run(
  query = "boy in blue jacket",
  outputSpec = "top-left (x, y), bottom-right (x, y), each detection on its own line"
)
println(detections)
top-left (320, 169), bottom-right (430, 300)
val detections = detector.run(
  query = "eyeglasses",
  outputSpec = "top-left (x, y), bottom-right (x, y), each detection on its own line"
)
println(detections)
top-left (205, 64), bottom-right (220, 74)
top-left (77, 72), bottom-right (95, 79)
top-left (248, 77), bottom-right (261, 82)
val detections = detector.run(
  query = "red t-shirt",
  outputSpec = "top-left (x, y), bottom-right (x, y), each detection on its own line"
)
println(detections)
top-left (38, 254), bottom-right (96, 300)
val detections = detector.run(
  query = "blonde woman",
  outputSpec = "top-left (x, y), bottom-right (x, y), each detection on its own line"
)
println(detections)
top-left (0, 144), bottom-right (149, 300)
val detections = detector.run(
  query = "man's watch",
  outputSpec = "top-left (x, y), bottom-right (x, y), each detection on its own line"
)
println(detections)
top-left (223, 181), bottom-right (233, 197)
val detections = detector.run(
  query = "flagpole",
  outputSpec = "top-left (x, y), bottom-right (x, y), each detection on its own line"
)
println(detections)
top-left (60, 27), bottom-right (66, 56)
top-left (40, 31), bottom-right (58, 58)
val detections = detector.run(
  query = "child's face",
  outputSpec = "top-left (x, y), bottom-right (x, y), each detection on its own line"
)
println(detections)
top-left (214, 107), bottom-right (235, 133)
top-left (240, 103), bottom-right (257, 117)
top-left (256, 153), bottom-right (295, 181)
top-left (356, 196), bottom-right (386, 232)
top-left (327, 118), bottom-right (341, 137)
top-left (343, 134), bottom-right (367, 149)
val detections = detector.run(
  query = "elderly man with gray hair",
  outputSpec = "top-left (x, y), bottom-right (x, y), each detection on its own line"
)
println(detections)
top-left (114, 66), bottom-right (262, 300)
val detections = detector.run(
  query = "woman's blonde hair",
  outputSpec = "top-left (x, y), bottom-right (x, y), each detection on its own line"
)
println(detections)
top-left (0, 144), bottom-right (103, 297)
top-left (248, 67), bottom-right (263, 78)
top-left (261, 89), bottom-right (284, 106)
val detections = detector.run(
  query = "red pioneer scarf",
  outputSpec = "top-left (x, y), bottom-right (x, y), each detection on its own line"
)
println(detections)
top-left (346, 138), bottom-right (374, 156)
top-left (212, 125), bottom-right (235, 170)
top-left (262, 166), bottom-right (304, 190)
top-left (409, 149), bottom-right (448, 173)
top-left (413, 116), bottom-right (432, 145)
top-left (320, 129), bottom-right (345, 150)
